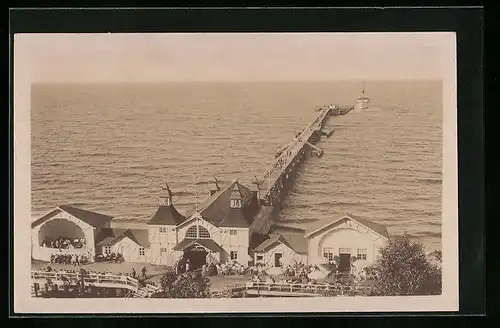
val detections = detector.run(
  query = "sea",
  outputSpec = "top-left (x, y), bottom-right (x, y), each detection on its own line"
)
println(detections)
top-left (31, 81), bottom-right (443, 252)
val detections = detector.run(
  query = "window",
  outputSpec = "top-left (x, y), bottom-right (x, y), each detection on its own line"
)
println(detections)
top-left (229, 230), bottom-right (238, 236)
top-left (186, 225), bottom-right (211, 239)
top-left (104, 246), bottom-right (112, 255)
top-left (230, 199), bottom-right (242, 208)
top-left (230, 250), bottom-right (238, 260)
top-left (139, 247), bottom-right (145, 256)
top-left (323, 247), bottom-right (334, 261)
top-left (339, 248), bottom-right (351, 254)
top-left (160, 248), bottom-right (168, 254)
top-left (357, 248), bottom-right (367, 260)
top-left (256, 255), bottom-right (263, 261)
top-left (159, 227), bottom-right (166, 233)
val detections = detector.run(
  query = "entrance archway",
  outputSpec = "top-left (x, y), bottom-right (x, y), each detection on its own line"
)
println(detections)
top-left (38, 219), bottom-right (86, 248)
top-left (179, 244), bottom-right (208, 272)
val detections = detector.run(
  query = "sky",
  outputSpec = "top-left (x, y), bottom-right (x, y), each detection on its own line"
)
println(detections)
top-left (15, 32), bottom-right (455, 83)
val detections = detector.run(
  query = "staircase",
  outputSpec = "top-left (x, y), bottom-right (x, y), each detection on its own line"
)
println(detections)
top-left (132, 287), bottom-right (150, 298)
top-left (126, 284), bottom-right (160, 298)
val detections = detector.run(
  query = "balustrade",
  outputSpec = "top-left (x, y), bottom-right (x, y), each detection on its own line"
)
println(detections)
top-left (31, 270), bottom-right (145, 291)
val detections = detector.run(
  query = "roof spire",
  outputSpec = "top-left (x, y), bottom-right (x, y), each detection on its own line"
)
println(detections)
top-left (159, 182), bottom-right (172, 206)
top-left (210, 174), bottom-right (221, 195)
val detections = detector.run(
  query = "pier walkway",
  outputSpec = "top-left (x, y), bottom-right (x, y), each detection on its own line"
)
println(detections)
top-left (257, 105), bottom-right (352, 207)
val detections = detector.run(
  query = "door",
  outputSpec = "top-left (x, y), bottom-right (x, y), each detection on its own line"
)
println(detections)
top-left (183, 245), bottom-right (208, 271)
top-left (338, 253), bottom-right (351, 273)
top-left (274, 253), bottom-right (283, 267)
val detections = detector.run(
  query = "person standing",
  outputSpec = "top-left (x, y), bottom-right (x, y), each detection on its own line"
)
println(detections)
top-left (132, 268), bottom-right (136, 279)
top-left (141, 267), bottom-right (147, 279)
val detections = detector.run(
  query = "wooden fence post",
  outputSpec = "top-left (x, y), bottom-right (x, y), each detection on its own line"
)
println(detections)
top-left (34, 283), bottom-right (39, 297)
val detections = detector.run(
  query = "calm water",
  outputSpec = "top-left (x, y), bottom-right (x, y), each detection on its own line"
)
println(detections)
top-left (31, 81), bottom-right (442, 252)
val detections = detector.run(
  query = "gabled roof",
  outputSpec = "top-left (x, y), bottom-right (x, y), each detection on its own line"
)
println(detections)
top-left (192, 180), bottom-right (259, 228)
top-left (31, 205), bottom-right (114, 228)
top-left (95, 228), bottom-right (149, 247)
top-left (31, 208), bottom-right (63, 228)
top-left (253, 231), bottom-right (308, 255)
top-left (253, 234), bottom-right (281, 252)
top-left (173, 238), bottom-right (224, 253)
top-left (219, 208), bottom-right (251, 228)
top-left (147, 205), bottom-right (186, 226)
top-left (279, 233), bottom-right (308, 254)
top-left (269, 224), bottom-right (306, 234)
top-left (305, 213), bottom-right (389, 238)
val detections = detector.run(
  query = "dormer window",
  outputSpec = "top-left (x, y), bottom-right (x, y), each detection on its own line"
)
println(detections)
top-left (229, 182), bottom-right (243, 209)
top-left (230, 199), bottom-right (242, 208)
top-left (159, 196), bottom-right (171, 206)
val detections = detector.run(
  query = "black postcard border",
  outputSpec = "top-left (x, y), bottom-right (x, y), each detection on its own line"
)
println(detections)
top-left (8, 7), bottom-right (485, 318)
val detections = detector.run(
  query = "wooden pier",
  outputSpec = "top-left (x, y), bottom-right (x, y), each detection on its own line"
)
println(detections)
top-left (257, 104), bottom-right (352, 207)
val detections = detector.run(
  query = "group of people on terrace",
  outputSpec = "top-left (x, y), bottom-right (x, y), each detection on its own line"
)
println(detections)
top-left (50, 253), bottom-right (91, 266)
top-left (41, 236), bottom-right (86, 249)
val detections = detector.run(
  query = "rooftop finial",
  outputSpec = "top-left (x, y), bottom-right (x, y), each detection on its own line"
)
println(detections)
top-left (213, 174), bottom-right (220, 190)
top-left (159, 182), bottom-right (172, 206)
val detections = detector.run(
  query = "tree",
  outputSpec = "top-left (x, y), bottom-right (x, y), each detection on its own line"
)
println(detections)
top-left (152, 270), bottom-right (211, 298)
top-left (365, 233), bottom-right (442, 296)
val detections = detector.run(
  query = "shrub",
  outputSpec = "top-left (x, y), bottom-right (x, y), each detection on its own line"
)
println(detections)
top-left (365, 233), bottom-right (442, 296)
top-left (152, 271), bottom-right (211, 298)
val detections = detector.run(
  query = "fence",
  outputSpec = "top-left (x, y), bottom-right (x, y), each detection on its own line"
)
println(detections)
top-left (219, 281), bottom-right (371, 297)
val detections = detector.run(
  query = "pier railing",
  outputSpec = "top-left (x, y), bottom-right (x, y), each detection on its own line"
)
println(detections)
top-left (216, 280), bottom-right (369, 297)
top-left (258, 105), bottom-right (337, 204)
top-left (31, 270), bottom-right (160, 296)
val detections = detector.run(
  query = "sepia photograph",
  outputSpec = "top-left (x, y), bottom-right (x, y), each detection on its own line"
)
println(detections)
top-left (14, 32), bottom-right (458, 313)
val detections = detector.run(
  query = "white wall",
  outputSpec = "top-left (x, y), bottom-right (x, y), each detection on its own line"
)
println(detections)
top-left (254, 242), bottom-right (307, 267)
top-left (31, 210), bottom-right (97, 262)
top-left (175, 215), bottom-right (251, 266)
top-left (308, 221), bottom-right (387, 265)
top-left (148, 224), bottom-right (177, 265)
top-left (106, 236), bottom-right (148, 263)
top-left (219, 227), bottom-right (250, 265)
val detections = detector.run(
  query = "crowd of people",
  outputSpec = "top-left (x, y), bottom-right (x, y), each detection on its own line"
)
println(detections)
top-left (42, 236), bottom-right (86, 249)
top-left (94, 252), bottom-right (124, 263)
top-left (245, 261), bottom-right (361, 294)
top-left (216, 260), bottom-right (247, 276)
top-left (50, 253), bottom-right (91, 266)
